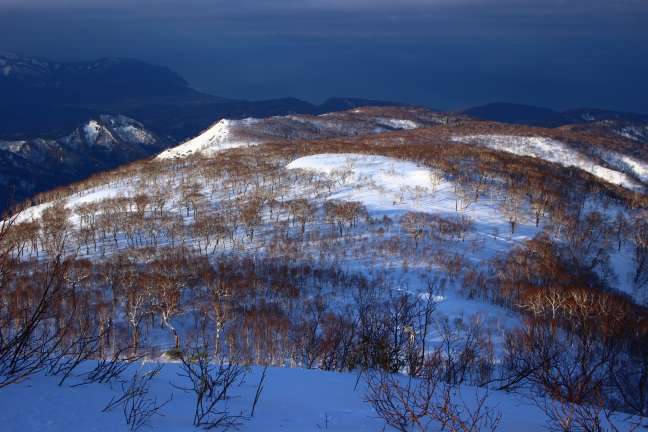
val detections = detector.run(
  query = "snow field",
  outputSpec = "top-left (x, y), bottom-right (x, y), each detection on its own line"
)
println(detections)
top-left (286, 153), bottom-right (537, 325)
top-left (2, 362), bottom-right (634, 432)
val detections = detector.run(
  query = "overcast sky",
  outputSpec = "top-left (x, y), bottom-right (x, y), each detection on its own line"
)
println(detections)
top-left (1, 0), bottom-right (647, 112)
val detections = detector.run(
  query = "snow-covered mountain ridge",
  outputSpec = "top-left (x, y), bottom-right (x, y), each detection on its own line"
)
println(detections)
top-left (157, 106), bottom-right (448, 159)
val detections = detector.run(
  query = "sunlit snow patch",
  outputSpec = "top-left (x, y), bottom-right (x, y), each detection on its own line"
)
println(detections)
top-left (376, 118), bottom-right (419, 130)
top-left (287, 153), bottom-right (436, 216)
top-left (286, 153), bottom-right (536, 242)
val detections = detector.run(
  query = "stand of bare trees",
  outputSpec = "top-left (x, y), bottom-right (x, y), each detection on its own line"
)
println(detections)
top-left (2, 118), bottom-right (648, 431)
top-left (0, 213), bottom-right (73, 388)
top-left (365, 362), bottom-right (501, 432)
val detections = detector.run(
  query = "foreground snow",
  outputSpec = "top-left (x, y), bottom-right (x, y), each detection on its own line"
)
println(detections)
top-left (451, 135), bottom-right (644, 191)
top-left (2, 362), bottom-right (635, 431)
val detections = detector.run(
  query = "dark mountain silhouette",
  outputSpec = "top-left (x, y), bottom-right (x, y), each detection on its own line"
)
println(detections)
top-left (0, 53), bottom-right (405, 141)
top-left (461, 102), bottom-right (648, 128)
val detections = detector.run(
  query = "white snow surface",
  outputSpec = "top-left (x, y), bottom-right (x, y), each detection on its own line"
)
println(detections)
top-left (285, 153), bottom-right (647, 305)
top-left (452, 135), bottom-right (644, 191)
top-left (287, 153), bottom-right (433, 197)
top-left (14, 182), bottom-right (132, 224)
top-left (157, 118), bottom-right (260, 159)
top-left (1, 362), bottom-right (638, 431)
top-left (616, 125), bottom-right (648, 142)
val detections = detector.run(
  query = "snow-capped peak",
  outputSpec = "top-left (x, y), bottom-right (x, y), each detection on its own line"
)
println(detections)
top-left (157, 118), bottom-right (259, 160)
top-left (0, 140), bottom-right (27, 153)
top-left (83, 120), bottom-right (102, 144)
top-left (73, 115), bottom-right (157, 148)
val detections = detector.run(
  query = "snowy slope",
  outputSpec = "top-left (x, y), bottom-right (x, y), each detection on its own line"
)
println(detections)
top-left (83, 120), bottom-right (102, 144)
top-left (0, 115), bottom-right (159, 160)
top-left (0, 140), bottom-right (27, 153)
top-left (599, 151), bottom-right (648, 184)
top-left (4, 125), bottom-right (648, 432)
top-left (0, 114), bottom-right (167, 213)
top-left (13, 151), bottom-right (525, 335)
top-left (451, 135), bottom-right (644, 191)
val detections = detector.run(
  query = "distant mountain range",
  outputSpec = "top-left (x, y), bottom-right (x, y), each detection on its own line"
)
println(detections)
top-left (4, 52), bottom-right (646, 141)
top-left (0, 115), bottom-right (169, 212)
top-left (460, 102), bottom-right (648, 146)
top-left (460, 102), bottom-right (648, 128)
top-left (0, 52), bottom-right (403, 141)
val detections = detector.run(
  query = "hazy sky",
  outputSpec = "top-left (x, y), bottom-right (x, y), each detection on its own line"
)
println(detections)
top-left (1, 0), bottom-right (647, 112)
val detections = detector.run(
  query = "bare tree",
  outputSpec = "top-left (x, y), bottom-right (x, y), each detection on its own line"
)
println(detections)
top-left (103, 364), bottom-right (171, 432)
top-left (176, 350), bottom-right (248, 430)
top-left (149, 251), bottom-right (192, 351)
